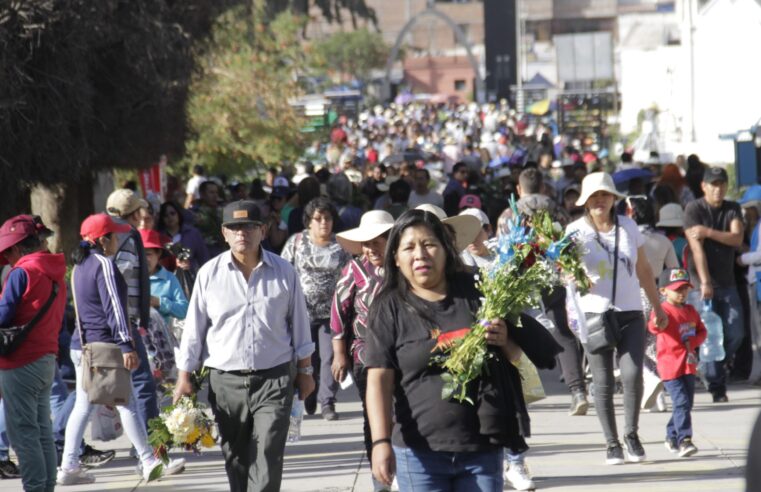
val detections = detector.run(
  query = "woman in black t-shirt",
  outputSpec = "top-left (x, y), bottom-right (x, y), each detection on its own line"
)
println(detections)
top-left (364, 209), bottom-right (523, 491)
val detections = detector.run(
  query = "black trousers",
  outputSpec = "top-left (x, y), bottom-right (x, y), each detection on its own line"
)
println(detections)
top-left (544, 286), bottom-right (586, 394)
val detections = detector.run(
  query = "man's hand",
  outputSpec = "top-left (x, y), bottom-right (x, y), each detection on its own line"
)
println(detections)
top-left (295, 374), bottom-right (315, 400)
top-left (176, 259), bottom-right (191, 271)
top-left (687, 225), bottom-right (710, 241)
top-left (123, 351), bottom-right (139, 371)
top-left (701, 282), bottom-right (714, 300)
top-left (150, 296), bottom-right (160, 308)
top-left (173, 371), bottom-right (195, 404)
top-left (331, 351), bottom-right (350, 383)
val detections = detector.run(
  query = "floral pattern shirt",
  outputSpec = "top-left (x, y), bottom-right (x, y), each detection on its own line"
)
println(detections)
top-left (281, 232), bottom-right (350, 322)
top-left (329, 258), bottom-right (383, 365)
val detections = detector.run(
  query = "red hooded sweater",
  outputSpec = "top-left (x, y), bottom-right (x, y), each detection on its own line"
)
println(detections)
top-left (0, 252), bottom-right (67, 369)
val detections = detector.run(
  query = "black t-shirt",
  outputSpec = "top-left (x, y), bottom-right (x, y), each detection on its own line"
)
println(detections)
top-left (683, 197), bottom-right (742, 288)
top-left (365, 273), bottom-right (497, 453)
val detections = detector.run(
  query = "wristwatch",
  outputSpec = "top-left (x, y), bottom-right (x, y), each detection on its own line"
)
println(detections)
top-left (297, 365), bottom-right (314, 376)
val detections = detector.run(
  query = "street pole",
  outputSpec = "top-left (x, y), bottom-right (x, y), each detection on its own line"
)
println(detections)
top-left (515, 0), bottom-right (523, 111)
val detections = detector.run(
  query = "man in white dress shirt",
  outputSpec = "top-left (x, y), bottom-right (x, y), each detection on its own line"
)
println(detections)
top-left (175, 200), bottom-right (315, 492)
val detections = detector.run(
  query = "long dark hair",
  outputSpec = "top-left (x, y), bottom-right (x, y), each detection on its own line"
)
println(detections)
top-left (376, 209), bottom-right (461, 310)
top-left (157, 201), bottom-right (185, 232)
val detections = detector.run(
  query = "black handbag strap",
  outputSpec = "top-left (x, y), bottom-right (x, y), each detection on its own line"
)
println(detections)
top-left (20, 280), bottom-right (58, 332)
top-left (611, 215), bottom-right (619, 305)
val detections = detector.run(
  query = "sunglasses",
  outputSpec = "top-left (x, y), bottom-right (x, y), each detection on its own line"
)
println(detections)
top-left (225, 222), bottom-right (262, 231)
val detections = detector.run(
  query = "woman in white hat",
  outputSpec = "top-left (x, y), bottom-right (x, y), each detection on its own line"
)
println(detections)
top-left (656, 203), bottom-right (688, 267)
top-left (566, 172), bottom-right (668, 465)
top-left (331, 211), bottom-right (394, 492)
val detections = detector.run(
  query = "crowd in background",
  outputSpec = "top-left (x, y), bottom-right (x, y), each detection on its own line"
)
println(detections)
top-left (1, 100), bottom-right (760, 491)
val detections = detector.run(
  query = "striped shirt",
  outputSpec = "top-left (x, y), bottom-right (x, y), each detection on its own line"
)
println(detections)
top-left (112, 221), bottom-right (150, 330)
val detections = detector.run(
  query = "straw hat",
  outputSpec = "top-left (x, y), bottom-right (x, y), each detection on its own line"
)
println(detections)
top-left (575, 172), bottom-right (626, 206)
top-left (415, 204), bottom-right (481, 252)
top-left (656, 203), bottom-right (685, 228)
top-left (336, 211), bottom-right (395, 256)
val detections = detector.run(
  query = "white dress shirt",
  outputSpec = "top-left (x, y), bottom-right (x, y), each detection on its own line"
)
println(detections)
top-left (177, 249), bottom-right (314, 372)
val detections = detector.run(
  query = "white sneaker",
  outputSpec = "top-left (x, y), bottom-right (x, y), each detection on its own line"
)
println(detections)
top-left (57, 467), bottom-right (96, 485)
top-left (142, 457), bottom-right (186, 482)
top-left (505, 462), bottom-right (536, 491)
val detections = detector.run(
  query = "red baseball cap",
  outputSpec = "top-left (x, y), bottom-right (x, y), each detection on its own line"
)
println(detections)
top-left (139, 229), bottom-right (165, 250)
top-left (0, 215), bottom-right (38, 264)
top-left (80, 213), bottom-right (130, 242)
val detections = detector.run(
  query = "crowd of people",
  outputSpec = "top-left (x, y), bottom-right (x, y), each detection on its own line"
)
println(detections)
top-left (0, 100), bottom-right (759, 492)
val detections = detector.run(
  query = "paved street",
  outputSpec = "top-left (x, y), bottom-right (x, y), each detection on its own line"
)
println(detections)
top-left (4, 368), bottom-right (757, 491)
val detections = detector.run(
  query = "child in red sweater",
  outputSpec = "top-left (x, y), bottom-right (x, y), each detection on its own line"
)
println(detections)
top-left (648, 268), bottom-right (707, 458)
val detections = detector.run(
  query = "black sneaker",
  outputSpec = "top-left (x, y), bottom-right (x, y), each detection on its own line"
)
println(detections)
top-left (321, 404), bottom-right (339, 421)
top-left (678, 438), bottom-right (698, 457)
top-left (712, 393), bottom-right (729, 403)
top-left (624, 432), bottom-right (646, 462)
top-left (605, 443), bottom-right (624, 465)
top-left (664, 438), bottom-right (678, 454)
top-left (568, 391), bottom-right (589, 416)
top-left (79, 444), bottom-right (116, 468)
top-left (0, 459), bottom-right (20, 479)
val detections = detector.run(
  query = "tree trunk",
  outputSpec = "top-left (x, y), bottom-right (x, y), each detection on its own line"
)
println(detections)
top-left (31, 176), bottom-right (95, 258)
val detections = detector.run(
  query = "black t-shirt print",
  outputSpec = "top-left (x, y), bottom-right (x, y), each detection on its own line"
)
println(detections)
top-left (683, 198), bottom-right (742, 288)
top-left (365, 273), bottom-right (497, 453)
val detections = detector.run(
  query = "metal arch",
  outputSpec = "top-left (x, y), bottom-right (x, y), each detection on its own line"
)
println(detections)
top-left (385, 7), bottom-right (485, 104)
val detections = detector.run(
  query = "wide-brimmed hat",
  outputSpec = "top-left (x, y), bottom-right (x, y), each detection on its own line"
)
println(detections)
top-left (80, 213), bottom-right (131, 243)
top-left (415, 204), bottom-right (481, 252)
top-left (575, 172), bottom-right (626, 206)
top-left (656, 203), bottom-right (684, 228)
top-left (0, 215), bottom-right (38, 262)
top-left (336, 211), bottom-right (395, 255)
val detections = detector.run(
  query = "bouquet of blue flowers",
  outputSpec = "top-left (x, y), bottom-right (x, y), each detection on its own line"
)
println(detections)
top-left (435, 199), bottom-right (588, 404)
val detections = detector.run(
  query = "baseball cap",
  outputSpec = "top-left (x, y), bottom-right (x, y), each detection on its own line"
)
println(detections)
top-left (459, 207), bottom-right (489, 227)
top-left (270, 176), bottom-right (291, 198)
top-left (80, 213), bottom-right (131, 242)
top-left (459, 194), bottom-right (482, 210)
top-left (658, 268), bottom-right (693, 290)
top-left (0, 215), bottom-right (38, 260)
top-left (139, 229), bottom-right (166, 250)
top-left (222, 200), bottom-right (263, 227)
top-left (703, 166), bottom-right (728, 184)
top-left (106, 189), bottom-right (149, 217)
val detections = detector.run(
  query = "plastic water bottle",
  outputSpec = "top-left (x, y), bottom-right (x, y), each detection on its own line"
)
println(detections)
top-left (287, 393), bottom-right (304, 443)
top-left (699, 300), bottom-right (725, 362)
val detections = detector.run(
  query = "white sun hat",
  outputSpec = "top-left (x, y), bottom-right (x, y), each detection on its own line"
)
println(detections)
top-left (575, 172), bottom-right (626, 207)
top-left (336, 210), bottom-right (395, 256)
top-left (656, 203), bottom-right (684, 228)
top-left (415, 204), bottom-right (481, 252)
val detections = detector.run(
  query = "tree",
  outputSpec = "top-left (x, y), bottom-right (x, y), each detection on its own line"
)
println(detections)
top-left (183, 4), bottom-right (310, 176)
top-left (0, 0), bottom-right (376, 254)
top-left (310, 28), bottom-right (392, 92)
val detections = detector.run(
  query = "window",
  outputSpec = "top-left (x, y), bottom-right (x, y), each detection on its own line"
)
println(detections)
top-left (454, 79), bottom-right (466, 91)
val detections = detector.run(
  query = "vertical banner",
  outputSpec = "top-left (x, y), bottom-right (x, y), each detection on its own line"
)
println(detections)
top-left (138, 155), bottom-right (168, 200)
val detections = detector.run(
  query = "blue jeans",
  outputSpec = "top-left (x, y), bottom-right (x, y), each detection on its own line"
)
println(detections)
top-left (394, 446), bottom-right (504, 492)
top-left (0, 355), bottom-right (57, 491)
top-left (0, 399), bottom-right (8, 461)
top-left (663, 375), bottom-right (696, 444)
top-left (704, 287), bottom-right (745, 395)
top-left (131, 328), bottom-right (159, 431)
top-left (50, 364), bottom-right (79, 456)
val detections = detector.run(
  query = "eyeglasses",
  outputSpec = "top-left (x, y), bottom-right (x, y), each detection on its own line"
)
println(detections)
top-left (225, 223), bottom-right (261, 231)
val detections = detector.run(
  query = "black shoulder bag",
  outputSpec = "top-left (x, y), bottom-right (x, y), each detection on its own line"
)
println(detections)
top-left (584, 215), bottom-right (621, 355)
top-left (0, 281), bottom-right (59, 356)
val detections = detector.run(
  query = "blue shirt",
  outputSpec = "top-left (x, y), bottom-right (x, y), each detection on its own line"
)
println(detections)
top-left (150, 266), bottom-right (189, 325)
top-left (0, 269), bottom-right (27, 326)
top-left (177, 249), bottom-right (314, 372)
